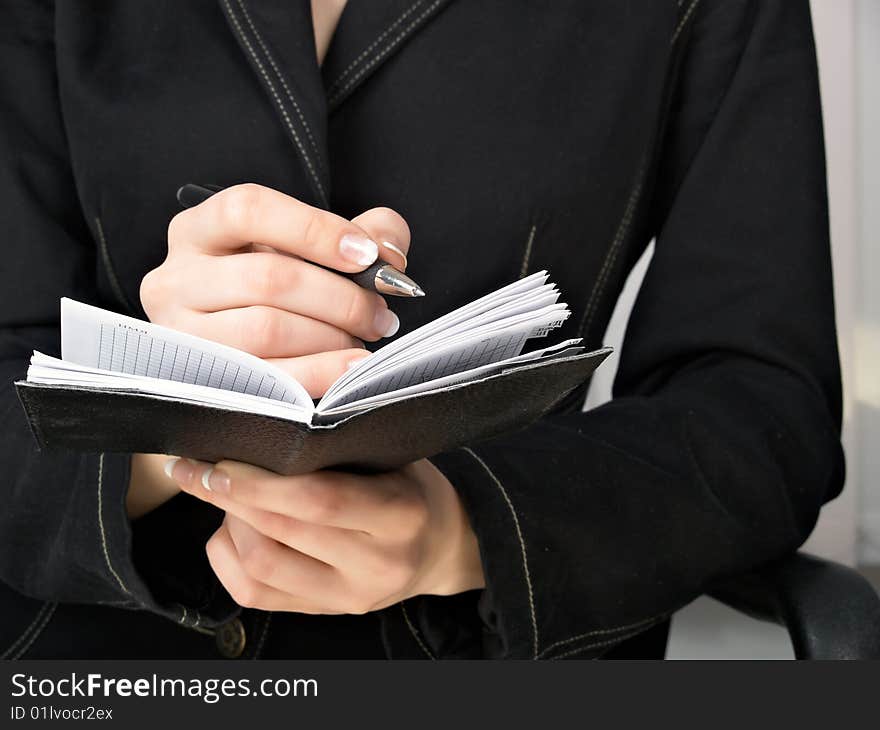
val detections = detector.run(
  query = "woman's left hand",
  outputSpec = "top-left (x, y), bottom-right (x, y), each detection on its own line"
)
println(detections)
top-left (165, 457), bottom-right (485, 614)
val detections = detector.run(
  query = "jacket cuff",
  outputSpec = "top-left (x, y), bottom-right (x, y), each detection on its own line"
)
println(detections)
top-left (92, 452), bottom-right (238, 629)
top-left (381, 448), bottom-right (540, 659)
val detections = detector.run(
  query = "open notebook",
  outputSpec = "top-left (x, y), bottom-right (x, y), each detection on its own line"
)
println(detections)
top-left (24, 272), bottom-right (594, 425)
top-left (16, 272), bottom-right (611, 474)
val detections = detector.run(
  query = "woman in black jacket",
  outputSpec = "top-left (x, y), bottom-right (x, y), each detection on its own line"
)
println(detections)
top-left (0, 0), bottom-right (844, 659)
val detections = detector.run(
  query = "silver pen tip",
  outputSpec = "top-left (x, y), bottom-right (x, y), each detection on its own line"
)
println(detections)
top-left (376, 266), bottom-right (427, 298)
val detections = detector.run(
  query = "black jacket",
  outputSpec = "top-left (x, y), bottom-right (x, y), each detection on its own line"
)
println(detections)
top-left (0, 0), bottom-right (844, 659)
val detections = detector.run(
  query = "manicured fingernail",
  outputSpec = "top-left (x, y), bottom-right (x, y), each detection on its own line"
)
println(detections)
top-left (164, 458), bottom-right (178, 479)
top-left (374, 308), bottom-right (400, 338)
top-left (202, 466), bottom-right (230, 494)
top-left (165, 457), bottom-right (194, 486)
top-left (340, 234), bottom-right (379, 266)
top-left (347, 354), bottom-right (371, 370)
top-left (381, 241), bottom-right (408, 269)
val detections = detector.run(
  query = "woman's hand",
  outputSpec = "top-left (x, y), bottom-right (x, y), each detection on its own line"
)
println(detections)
top-left (128, 184), bottom-right (412, 519)
top-left (140, 183), bottom-right (411, 397)
top-left (164, 457), bottom-right (485, 613)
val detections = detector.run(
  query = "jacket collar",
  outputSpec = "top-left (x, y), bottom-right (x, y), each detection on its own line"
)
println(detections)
top-left (219, 0), bottom-right (455, 207)
top-left (321, 0), bottom-right (455, 112)
top-left (218, 0), bottom-right (331, 206)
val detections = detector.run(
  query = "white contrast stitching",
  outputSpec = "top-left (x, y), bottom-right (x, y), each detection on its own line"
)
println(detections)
top-left (548, 623), bottom-right (662, 660)
top-left (577, 159), bottom-right (646, 337)
top-left (8, 603), bottom-right (57, 660)
top-left (519, 224), bottom-right (537, 278)
top-left (672, 0), bottom-right (701, 45)
top-left (1, 602), bottom-right (53, 659)
top-left (253, 612), bottom-right (273, 659)
top-left (329, 0), bottom-right (444, 105)
top-left (401, 602), bottom-right (435, 659)
top-left (94, 217), bottom-right (133, 314)
top-left (222, 0), bottom-right (327, 203)
top-left (327, 0), bottom-right (427, 94)
top-left (537, 613), bottom-right (668, 658)
top-left (462, 447), bottom-right (539, 659)
top-left (578, 0), bottom-right (701, 338)
top-left (234, 0), bottom-right (323, 166)
top-left (97, 453), bottom-right (132, 597)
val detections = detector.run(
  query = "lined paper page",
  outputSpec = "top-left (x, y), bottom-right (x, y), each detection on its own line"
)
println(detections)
top-left (323, 271), bottom-right (554, 402)
top-left (61, 299), bottom-right (312, 409)
top-left (319, 340), bottom-right (588, 416)
top-left (341, 302), bottom-right (567, 392)
top-left (94, 322), bottom-right (280, 398)
top-left (319, 309), bottom-right (570, 410)
top-left (27, 352), bottom-right (310, 422)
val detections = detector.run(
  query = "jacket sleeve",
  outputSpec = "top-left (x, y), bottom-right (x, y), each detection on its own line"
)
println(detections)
top-left (394, 0), bottom-right (844, 659)
top-left (0, 0), bottom-right (236, 628)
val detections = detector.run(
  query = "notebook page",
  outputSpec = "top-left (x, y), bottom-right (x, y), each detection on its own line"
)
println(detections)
top-left (318, 308), bottom-right (570, 410)
top-left (323, 272), bottom-right (552, 401)
top-left (351, 289), bottom-right (564, 382)
top-left (339, 302), bottom-right (569, 391)
top-left (27, 353), bottom-right (310, 422)
top-left (60, 299), bottom-right (313, 410)
top-left (319, 340), bottom-right (587, 416)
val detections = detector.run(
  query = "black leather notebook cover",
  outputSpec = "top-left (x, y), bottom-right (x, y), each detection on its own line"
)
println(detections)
top-left (15, 350), bottom-right (609, 476)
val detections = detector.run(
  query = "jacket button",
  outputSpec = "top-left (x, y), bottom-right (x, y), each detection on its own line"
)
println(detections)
top-left (215, 618), bottom-right (246, 658)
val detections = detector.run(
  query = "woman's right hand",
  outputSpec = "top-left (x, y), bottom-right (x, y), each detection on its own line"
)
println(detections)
top-left (128, 184), bottom-right (412, 519)
top-left (139, 183), bottom-right (411, 398)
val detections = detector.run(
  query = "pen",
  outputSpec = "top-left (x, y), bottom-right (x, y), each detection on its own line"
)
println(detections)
top-left (176, 183), bottom-right (425, 298)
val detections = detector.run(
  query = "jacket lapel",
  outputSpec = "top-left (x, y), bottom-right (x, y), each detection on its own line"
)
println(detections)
top-left (321, 0), bottom-right (457, 113)
top-left (218, 0), bottom-right (331, 207)
top-left (219, 0), bottom-right (457, 206)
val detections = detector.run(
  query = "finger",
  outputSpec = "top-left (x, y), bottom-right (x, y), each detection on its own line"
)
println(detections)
top-left (175, 253), bottom-right (399, 341)
top-left (169, 458), bottom-right (404, 533)
top-left (206, 522), bottom-right (341, 614)
top-left (219, 465), bottom-right (408, 534)
top-left (351, 207), bottom-right (411, 271)
top-left (168, 183), bottom-right (381, 272)
top-left (170, 305), bottom-right (362, 358)
top-left (202, 491), bottom-right (369, 566)
top-left (223, 515), bottom-right (347, 604)
top-left (267, 349), bottom-right (370, 398)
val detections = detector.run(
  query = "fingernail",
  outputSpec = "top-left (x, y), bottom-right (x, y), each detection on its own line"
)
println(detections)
top-left (374, 308), bottom-right (400, 338)
top-left (339, 234), bottom-right (379, 266)
top-left (202, 466), bottom-right (231, 494)
top-left (163, 458), bottom-right (178, 479)
top-left (381, 241), bottom-right (408, 269)
top-left (347, 354), bottom-right (371, 370)
top-left (165, 457), bottom-right (194, 487)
